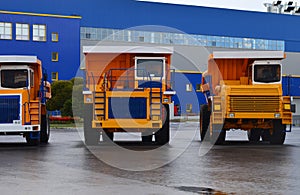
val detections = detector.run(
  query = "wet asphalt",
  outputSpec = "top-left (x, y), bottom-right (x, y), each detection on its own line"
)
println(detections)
top-left (0, 122), bottom-right (300, 195)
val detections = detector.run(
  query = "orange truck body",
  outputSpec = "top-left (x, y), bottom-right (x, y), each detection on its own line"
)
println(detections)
top-left (0, 55), bottom-right (51, 144)
top-left (200, 51), bottom-right (294, 144)
top-left (82, 46), bottom-right (175, 145)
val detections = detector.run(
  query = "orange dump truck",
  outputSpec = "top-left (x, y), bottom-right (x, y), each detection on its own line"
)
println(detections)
top-left (82, 46), bottom-right (175, 145)
top-left (200, 51), bottom-right (294, 145)
top-left (0, 55), bottom-right (51, 145)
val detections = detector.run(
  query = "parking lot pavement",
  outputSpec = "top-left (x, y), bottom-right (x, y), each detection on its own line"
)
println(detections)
top-left (0, 123), bottom-right (300, 194)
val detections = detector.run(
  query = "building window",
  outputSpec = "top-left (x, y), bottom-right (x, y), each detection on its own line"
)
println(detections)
top-left (52, 52), bottom-right (58, 61)
top-left (186, 84), bottom-right (192, 92)
top-left (52, 32), bottom-right (58, 42)
top-left (51, 72), bottom-right (58, 81)
top-left (0, 22), bottom-right (12, 39)
top-left (196, 84), bottom-right (202, 92)
top-left (85, 33), bottom-right (91, 39)
top-left (16, 23), bottom-right (29, 41)
top-left (33, 24), bottom-right (46, 41)
top-left (186, 104), bottom-right (192, 113)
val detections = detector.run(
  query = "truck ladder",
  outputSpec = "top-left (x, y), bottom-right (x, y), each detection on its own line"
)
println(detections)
top-left (150, 88), bottom-right (162, 121)
top-left (94, 91), bottom-right (105, 120)
top-left (30, 100), bottom-right (40, 125)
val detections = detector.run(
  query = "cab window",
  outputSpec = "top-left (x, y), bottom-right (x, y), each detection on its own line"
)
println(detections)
top-left (1, 69), bottom-right (28, 88)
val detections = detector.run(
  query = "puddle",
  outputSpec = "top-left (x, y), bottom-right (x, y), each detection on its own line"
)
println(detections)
top-left (175, 186), bottom-right (230, 195)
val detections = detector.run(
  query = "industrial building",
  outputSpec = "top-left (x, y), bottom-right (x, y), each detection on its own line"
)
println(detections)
top-left (0, 10), bottom-right (81, 81)
top-left (0, 0), bottom-right (299, 121)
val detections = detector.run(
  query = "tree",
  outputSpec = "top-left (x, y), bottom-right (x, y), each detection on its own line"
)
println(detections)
top-left (46, 80), bottom-right (73, 116)
top-left (46, 77), bottom-right (84, 117)
top-left (71, 77), bottom-right (84, 118)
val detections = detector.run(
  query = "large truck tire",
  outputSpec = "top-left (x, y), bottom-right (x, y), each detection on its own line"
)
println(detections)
top-left (200, 104), bottom-right (211, 142)
top-left (261, 130), bottom-right (271, 142)
top-left (155, 104), bottom-right (170, 145)
top-left (270, 120), bottom-right (286, 145)
top-left (248, 129), bottom-right (261, 142)
top-left (26, 132), bottom-right (40, 146)
top-left (40, 114), bottom-right (50, 143)
top-left (210, 124), bottom-right (226, 145)
top-left (142, 132), bottom-right (153, 143)
top-left (84, 104), bottom-right (99, 145)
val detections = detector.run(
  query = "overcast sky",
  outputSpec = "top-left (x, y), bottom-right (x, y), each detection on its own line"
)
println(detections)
top-left (138, 0), bottom-right (300, 12)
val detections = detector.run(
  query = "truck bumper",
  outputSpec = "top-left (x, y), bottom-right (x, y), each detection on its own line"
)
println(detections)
top-left (224, 112), bottom-right (292, 124)
top-left (0, 124), bottom-right (40, 133)
top-left (93, 119), bottom-right (162, 129)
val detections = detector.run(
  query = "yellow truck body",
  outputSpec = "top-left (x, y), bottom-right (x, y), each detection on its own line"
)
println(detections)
top-left (82, 46), bottom-right (175, 145)
top-left (0, 55), bottom-right (51, 145)
top-left (200, 51), bottom-right (294, 145)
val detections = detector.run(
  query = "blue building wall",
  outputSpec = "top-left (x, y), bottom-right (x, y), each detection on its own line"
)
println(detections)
top-left (0, 11), bottom-right (81, 81)
top-left (1, 0), bottom-right (300, 52)
top-left (283, 76), bottom-right (300, 97)
top-left (172, 72), bottom-right (206, 115)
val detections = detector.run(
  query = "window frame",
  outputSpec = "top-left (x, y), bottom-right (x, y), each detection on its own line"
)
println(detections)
top-left (51, 52), bottom-right (59, 62)
top-left (51, 32), bottom-right (59, 42)
top-left (32, 24), bottom-right (46, 42)
top-left (16, 23), bottom-right (30, 41)
top-left (0, 22), bottom-right (12, 40)
top-left (186, 104), bottom-right (192, 113)
top-left (186, 83), bottom-right (192, 92)
top-left (51, 72), bottom-right (58, 81)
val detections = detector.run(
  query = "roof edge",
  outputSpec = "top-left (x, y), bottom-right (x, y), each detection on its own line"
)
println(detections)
top-left (0, 10), bottom-right (81, 19)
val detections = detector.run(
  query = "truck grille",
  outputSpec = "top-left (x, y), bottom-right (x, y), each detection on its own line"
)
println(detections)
top-left (0, 95), bottom-right (20, 123)
top-left (229, 96), bottom-right (280, 112)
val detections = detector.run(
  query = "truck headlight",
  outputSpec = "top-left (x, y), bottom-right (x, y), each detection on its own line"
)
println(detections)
top-left (163, 98), bottom-right (169, 103)
top-left (214, 104), bottom-right (221, 111)
top-left (274, 113), bottom-right (281, 118)
top-left (284, 104), bottom-right (291, 110)
top-left (229, 113), bottom-right (235, 118)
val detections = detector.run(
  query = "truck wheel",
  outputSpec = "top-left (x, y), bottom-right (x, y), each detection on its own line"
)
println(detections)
top-left (26, 132), bottom-right (40, 146)
top-left (200, 104), bottom-right (211, 142)
top-left (40, 114), bottom-right (50, 143)
top-left (270, 120), bottom-right (286, 145)
top-left (261, 130), bottom-right (271, 142)
top-left (142, 132), bottom-right (153, 143)
top-left (210, 124), bottom-right (226, 145)
top-left (248, 129), bottom-right (261, 142)
top-left (84, 104), bottom-right (99, 145)
top-left (155, 104), bottom-right (170, 145)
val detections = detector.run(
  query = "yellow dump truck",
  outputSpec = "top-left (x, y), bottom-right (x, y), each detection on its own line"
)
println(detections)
top-left (0, 55), bottom-right (51, 145)
top-left (200, 51), bottom-right (294, 145)
top-left (82, 46), bottom-right (175, 145)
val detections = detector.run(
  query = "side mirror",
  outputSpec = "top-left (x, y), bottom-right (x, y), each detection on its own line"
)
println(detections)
top-left (291, 104), bottom-right (296, 113)
top-left (43, 73), bottom-right (48, 81)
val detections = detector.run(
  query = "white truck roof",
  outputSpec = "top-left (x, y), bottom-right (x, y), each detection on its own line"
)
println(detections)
top-left (212, 51), bottom-right (285, 59)
top-left (0, 55), bottom-right (38, 63)
top-left (83, 46), bottom-right (173, 54)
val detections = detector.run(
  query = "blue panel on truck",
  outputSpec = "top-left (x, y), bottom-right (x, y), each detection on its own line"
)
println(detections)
top-left (108, 97), bottom-right (147, 119)
top-left (282, 76), bottom-right (289, 96)
top-left (0, 95), bottom-right (20, 123)
top-left (138, 81), bottom-right (162, 88)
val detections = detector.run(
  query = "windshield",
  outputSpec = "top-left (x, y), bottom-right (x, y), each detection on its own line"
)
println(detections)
top-left (136, 59), bottom-right (164, 78)
top-left (254, 65), bottom-right (281, 83)
top-left (1, 69), bottom-right (28, 88)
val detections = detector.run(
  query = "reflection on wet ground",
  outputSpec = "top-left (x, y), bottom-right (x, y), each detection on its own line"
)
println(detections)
top-left (0, 123), bottom-right (300, 194)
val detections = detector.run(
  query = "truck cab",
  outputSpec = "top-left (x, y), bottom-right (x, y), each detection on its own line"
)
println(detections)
top-left (0, 56), bottom-right (51, 145)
